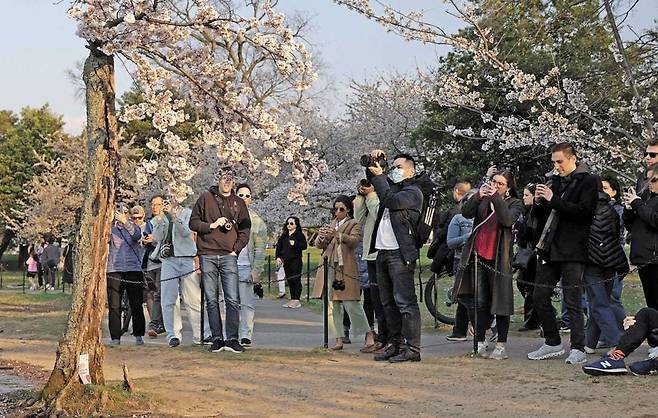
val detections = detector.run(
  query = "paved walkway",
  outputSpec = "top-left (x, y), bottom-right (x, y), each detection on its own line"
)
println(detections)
top-left (113, 298), bottom-right (649, 362)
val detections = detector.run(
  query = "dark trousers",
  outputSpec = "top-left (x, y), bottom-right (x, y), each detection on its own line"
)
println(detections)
top-left (617, 307), bottom-right (658, 356)
top-left (638, 264), bottom-right (658, 310)
top-left (368, 260), bottom-right (387, 342)
top-left (145, 268), bottom-right (163, 330)
top-left (107, 271), bottom-right (145, 340)
top-left (376, 250), bottom-right (421, 351)
top-left (451, 257), bottom-right (469, 337)
top-left (533, 261), bottom-right (585, 350)
top-left (517, 254), bottom-right (540, 328)
top-left (284, 258), bottom-right (303, 300)
top-left (459, 260), bottom-right (510, 343)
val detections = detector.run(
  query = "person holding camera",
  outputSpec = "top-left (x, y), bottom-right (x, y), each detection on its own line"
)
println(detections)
top-left (106, 202), bottom-right (145, 346)
top-left (527, 142), bottom-right (598, 364)
top-left (623, 162), bottom-right (658, 311)
top-left (152, 197), bottom-right (211, 348)
top-left (190, 167), bottom-right (251, 353)
top-left (236, 183), bottom-right (268, 346)
top-left (366, 150), bottom-right (433, 363)
top-left (275, 216), bottom-right (307, 308)
top-left (313, 195), bottom-right (375, 350)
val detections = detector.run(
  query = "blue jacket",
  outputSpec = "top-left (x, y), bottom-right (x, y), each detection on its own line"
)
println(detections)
top-left (107, 222), bottom-right (143, 273)
top-left (446, 214), bottom-right (473, 259)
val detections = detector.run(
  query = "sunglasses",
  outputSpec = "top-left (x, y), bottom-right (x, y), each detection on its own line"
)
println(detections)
top-left (645, 152), bottom-right (658, 158)
top-left (334, 207), bottom-right (346, 212)
top-left (238, 193), bottom-right (251, 199)
top-left (287, 222), bottom-right (296, 226)
top-left (648, 176), bottom-right (658, 183)
top-left (131, 216), bottom-right (144, 220)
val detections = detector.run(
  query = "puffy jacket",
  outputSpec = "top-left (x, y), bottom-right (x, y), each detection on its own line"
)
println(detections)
top-left (624, 192), bottom-right (658, 265)
top-left (588, 192), bottom-right (629, 274)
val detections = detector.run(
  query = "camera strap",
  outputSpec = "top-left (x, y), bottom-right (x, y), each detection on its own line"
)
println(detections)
top-left (212, 193), bottom-right (237, 226)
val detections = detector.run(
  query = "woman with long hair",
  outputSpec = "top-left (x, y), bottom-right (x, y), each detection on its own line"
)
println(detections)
top-left (312, 195), bottom-right (375, 350)
top-left (454, 169), bottom-right (524, 360)
top-left (276, 216), bottom-right (307, 309)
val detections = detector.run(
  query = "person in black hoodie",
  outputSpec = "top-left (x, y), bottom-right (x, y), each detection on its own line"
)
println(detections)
top-left (190, 167), bottom-right (251, 354)
top-left (584, 182), bottom-right (629, 352)
top-left (366, 150), bottom-right (434, 363)
top-left (527, 142), bottom-right (598, 365)
top-left (623, 162), bottom-right (658, 311)
top-left (275, 216), bottom-right (308, 309)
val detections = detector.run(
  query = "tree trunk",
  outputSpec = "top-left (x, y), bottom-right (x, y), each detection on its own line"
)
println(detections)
top-left (40, 43), bottom-right (119, 413)
top-left (17, 244), bottom-right (28, 271)
top-left (0, 228), bottom-right (15, 264)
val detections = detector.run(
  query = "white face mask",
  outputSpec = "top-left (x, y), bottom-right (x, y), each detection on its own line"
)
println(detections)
top-left (389, 168), bottom-right (406, 184)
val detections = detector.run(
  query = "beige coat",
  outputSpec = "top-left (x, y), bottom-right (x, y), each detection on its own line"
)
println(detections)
top-left (311, 218), bottom-right (362, 301)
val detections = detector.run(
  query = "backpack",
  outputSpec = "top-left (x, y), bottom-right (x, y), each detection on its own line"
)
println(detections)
top-left (414, 188), bottom-right (439, 248)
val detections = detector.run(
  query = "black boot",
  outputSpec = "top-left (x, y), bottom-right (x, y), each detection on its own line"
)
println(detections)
top-left (388, 349), bottom-right (421, 363)
top-left (374, 343), bottom-right (399, 361)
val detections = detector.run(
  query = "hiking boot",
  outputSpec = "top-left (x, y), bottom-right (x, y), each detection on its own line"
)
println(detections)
top-left (209, 339), bottom-right (225, 353)
top-left (223, 339), bottom-right (246, 353)
top-left (527, 343), bottom-right (565, 360)
top-left (565, 349), bottom-right (587, 365)
top-left (374, 344), bottom-right (399, 361)
top-left (582, 356), bottom-right (627, 376)
top-left (134, 336), bottom-right (144, 346)
top-left (168, 337), bottom-right (180, 348)
top-left (388, 349), bottom-right (421, 363)
top-left (629, 358), bottom-right (658, 376)
top-left (446, 334), bottom-right (467, 342)
top-left (489, 346), bottom-right (508, 360)
top-left (240, 338), bottom-right (252, 347)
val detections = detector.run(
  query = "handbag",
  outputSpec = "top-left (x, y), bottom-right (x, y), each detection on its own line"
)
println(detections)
top-left (511, 247), bottom-right (534, 270)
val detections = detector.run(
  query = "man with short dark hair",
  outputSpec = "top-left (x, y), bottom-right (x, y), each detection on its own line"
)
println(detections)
top-left (635, 139), bottom-right (658, 197)
top-left (367, 150), bottom-right (434, 363)
top-left (527, 142), bottom-right (598, 364)
top-left (190, 167), bottom-right (251, 353)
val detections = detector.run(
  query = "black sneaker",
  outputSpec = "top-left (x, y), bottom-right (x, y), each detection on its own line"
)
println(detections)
top-left (223, 339), bottom-right (246, 353)
top-left (388, 349), bottom-right (421, 363)
top-left (374, 344), bottom-right (399, 361)
top-left (169, 337), bottom-right (180, 348)
top-left (240, 338), bottom-right (252, 347)
top-left (209, 339), bottom-right (225, 353)
top-left (446, 334), bottom-right (467, 342)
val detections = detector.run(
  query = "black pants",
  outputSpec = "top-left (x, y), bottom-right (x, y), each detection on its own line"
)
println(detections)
top-left (376, 250), bottom-right (420, 351)
top-left (107, 271), bottom-right (145, 340)
top-left (618, 307), bottom-right (658, 356)
top-left (451, 257), bottom-right (469, 337)
top-left (638, 264), bottom-right (658, 310)
top-left (534, 261), bottom-right (585, 350)
top-left (517, 254), bottom-right (540, 328)
top-left (368, 260), bottom-right (388, 343)
top-left (460, 260), bottom-right (510, 343)
top-left (284, 258), bottom-right (303, 300)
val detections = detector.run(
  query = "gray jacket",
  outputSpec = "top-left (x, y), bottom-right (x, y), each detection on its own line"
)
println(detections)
top-left (152, 207), bottom-right (197, 258)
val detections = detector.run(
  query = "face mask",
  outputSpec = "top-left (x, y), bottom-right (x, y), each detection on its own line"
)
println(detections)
top-left (389, 168), bottom-right (406, 184)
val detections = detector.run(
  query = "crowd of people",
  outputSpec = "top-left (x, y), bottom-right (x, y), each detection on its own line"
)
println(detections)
top-left (49, 141), bottom-right (658, 374)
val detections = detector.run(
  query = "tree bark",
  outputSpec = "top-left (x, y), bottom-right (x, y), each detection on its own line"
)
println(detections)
top-left (40, 43), bottom-right (120, 413)
top-left (0, 228), bottom-right (15, 264)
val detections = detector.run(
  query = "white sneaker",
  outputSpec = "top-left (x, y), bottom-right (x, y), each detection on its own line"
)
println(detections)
top-left (477, 341), bottom-right (489, 358)
top-left (490, 346), bottom-right (508, 360)
top-left (648, 346), bottom-right (658, 359)
top-left (527, 343), bottom-right (565, 360)
top-left (565, 349), bottom-right (587, 364)
top-left (584, 346), bottom-right (595, 354)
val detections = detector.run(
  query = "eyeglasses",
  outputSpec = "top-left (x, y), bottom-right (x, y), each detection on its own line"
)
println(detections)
top-left (645, 152), bottom-right (658, 158)
top-left (287, 222), bottom-right (296, 226)
top-left (492, 180), bottom-right (507, 187)
top-left (238, 193), bottom-right (251, 199)
top-left (334, 207), bottom-right (346, 212)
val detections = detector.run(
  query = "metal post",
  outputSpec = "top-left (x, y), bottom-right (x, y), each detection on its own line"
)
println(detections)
top-left (323, 256), bottom-right (329, 349)
top-left (418, 263), bottom-right (423, 303)
top-left (306, 252), bottom-right (310, 302)
top-left (56, 269), bottom-right (60, 289)
top-left (473, 251), bottom-right (479, 356)
top-left (267, 255), bottom-right (271, 293)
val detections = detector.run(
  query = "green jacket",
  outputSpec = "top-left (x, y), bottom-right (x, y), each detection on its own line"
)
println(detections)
top-left (354, 191), bottom-right (379, 261)
top-left (246, 208), bottom-right (268, 275)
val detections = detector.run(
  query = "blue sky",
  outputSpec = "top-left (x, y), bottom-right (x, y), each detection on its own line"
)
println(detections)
top-left (0, 1), bottom-right (655, 134)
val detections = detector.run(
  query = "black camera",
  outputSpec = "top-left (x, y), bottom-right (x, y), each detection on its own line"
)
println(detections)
top-left (219, 221), bottom-right (233, 233)
top-left (359, 178), bottom-right (371, 188)
top-left (360, 153), bottom-right (388, 173)
top-left (253, 283), bottom-right (264, 299)
top-left (332, 279), bottom-right (346, 291)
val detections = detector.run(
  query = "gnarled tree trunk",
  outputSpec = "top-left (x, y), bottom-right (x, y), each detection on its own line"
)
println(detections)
top-left (40, 43), bottom-right (119, 413)
top-left (0, 227), bottom-right (15, 263)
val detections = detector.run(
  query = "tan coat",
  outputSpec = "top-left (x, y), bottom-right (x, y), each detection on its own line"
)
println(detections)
top-left (311, 218), bottom-right (362, 301)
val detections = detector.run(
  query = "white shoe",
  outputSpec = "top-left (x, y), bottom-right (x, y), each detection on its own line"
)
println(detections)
top-left (527, 343), bottom-right (565, 360)
top-left (476, 341), bottom-right (489, 358)
top-left (490, 346), bottom-right (508, 360)
top-left (648, 346), bottom-right (658, 359)
top-left (584, 346), bottom-right (595, 354)
top-left (565, 349), bottom-right (587, 365)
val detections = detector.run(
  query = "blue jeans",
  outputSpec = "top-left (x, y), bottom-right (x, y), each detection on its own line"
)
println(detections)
top-left (584, 267), bottom-right (623, 347)
top-left (610, 276), bottom-right (626, 327)
top-left (200, 254), bottom-right (240, 341)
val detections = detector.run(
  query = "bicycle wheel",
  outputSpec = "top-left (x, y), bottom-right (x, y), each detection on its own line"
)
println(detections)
top-left (424, 273), bottom-right (456, 325)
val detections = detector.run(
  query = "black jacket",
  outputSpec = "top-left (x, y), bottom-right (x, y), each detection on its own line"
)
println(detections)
top-left (588, 192), bottom-right (629, 274)
top-left (533, 163), bottom-right (598, 263)
top-left (369, 172), bottom-right (433, 263)
top-left (428, 203), bottom-right (459, 274)
top-left (623, 192), bottom-right (658, 265)
top-left (275, 230), bottom-right (307, 261)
